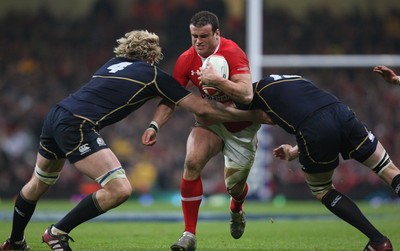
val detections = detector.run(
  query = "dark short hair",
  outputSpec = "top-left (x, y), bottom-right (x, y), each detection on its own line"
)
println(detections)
top-left (190, 11), bottom-right (219, 32)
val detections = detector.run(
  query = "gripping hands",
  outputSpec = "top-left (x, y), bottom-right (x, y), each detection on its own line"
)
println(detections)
top-left (273, 144), bottom-right (299, 161)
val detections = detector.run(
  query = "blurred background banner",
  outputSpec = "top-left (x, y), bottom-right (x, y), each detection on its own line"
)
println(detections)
top-left (0, 0), bottom-right (399, 202)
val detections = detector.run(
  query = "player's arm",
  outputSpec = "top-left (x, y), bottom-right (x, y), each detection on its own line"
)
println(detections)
top-left (273, 144), bottom-right (299, 161)
top-left (177, 93), bottom-right (271, 124)
top-left (199, 65), bottom-right (253, 104)
top-left (373, 65), bottom-right (400, 85)
top-left (141, 99), bottom-right (175, 146)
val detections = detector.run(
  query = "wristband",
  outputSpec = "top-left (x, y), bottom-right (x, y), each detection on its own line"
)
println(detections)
top-left (148, 121), bottom-right (159, 133)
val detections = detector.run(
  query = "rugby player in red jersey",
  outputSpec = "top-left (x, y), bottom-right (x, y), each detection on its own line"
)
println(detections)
top-left (142, 11), bottom-right (259, 251)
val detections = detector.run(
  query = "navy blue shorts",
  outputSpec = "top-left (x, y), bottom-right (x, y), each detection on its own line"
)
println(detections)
top-left (38, 105), bottom-right (109, 164)
top-left (296, 103), bottom-right (377, 174)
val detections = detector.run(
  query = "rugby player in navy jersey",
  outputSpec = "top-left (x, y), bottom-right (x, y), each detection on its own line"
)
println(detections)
top-left (0, 30), bottom-right (267, 251)
top-left (239, 74), bottom-right (399, 251)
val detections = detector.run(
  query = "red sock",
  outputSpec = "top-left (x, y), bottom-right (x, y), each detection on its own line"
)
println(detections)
top-left (181, 177), bottom-right (203, 234)
top-left (230, 183), bottom-right (248, 213)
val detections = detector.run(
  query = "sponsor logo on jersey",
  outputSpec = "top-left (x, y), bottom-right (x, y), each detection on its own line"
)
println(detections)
top-left (97, 137), bottom-right (106, 146)
top-left (368, 131), bottom-right (375, 142)
top-left (79, 143), bottom-right (91, 155)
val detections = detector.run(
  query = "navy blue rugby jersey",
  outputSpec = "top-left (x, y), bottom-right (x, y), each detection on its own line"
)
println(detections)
top-left (248, 74), bottom-right (340, 134)
top-left (58, 57), bottom-right (191, 129)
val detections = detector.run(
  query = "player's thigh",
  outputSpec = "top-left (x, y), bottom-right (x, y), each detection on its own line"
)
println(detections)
top-left (36, 153), bottom-right (66, 172)
top-left (186, 126), bottom-right (223, 165)
top-left (73, 148), bottom-right (122, 180)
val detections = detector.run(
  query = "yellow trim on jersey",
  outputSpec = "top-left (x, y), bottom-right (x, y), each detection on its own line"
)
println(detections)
top-left (254, 77), bottom-right (305, 133)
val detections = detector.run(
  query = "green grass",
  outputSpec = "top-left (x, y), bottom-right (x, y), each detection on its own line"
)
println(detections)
top-left (0, 198), bottom-right (399, 250)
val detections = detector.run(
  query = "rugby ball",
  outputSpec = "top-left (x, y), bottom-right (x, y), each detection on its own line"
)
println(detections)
top-left (201, 55), bottom-right (229, 96)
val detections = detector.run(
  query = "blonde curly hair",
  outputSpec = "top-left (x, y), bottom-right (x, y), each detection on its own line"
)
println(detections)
top-left (113, 30), bottom-right (164, 64)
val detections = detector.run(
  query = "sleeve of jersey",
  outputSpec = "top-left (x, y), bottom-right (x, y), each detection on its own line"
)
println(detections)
top-left (224, 47), bottom-right (251, 76)
top-left (155, 69), bottom-right (192, 104)
top-left (173, 54), bottom-right (191, 87)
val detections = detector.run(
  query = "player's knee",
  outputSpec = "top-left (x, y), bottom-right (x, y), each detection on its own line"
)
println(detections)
top-left (96, 167), bottom-right (131, 202)
top-left (22, 176), bottom-right (51, 201)
top-left (115, 183), bottom-right (132, 203)
top-left (105, 179), bottom-right (132, 206)
top-left (225, 173), bottom-right (248, 197)
top-left (306, 180), bottom-right (334, 201)
top-left (227, 181), bottom-right (246, 197)
top-left (183, 159), bottom-right (203, 175)
top-left (115, 179), bottom-right (132, 198)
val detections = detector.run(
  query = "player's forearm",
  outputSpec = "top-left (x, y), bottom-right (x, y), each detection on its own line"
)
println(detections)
top-left (202, 101), bottom-right (261, 123)
top-left (151, 99), bottom-right (175, 129)
top-left (216, 75), bottom-right (253, 104)
top-left (219, 80), bottom-right (253, 104)
top-left (222, 107), bottom-right (272, 124)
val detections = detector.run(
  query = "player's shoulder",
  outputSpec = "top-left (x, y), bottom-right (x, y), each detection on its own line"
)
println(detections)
top-left (95, 57), bottom-right (155, 79)
top-left (218, 37), bottom-right (248, 60)
top-left (220, 37), bottom-right (240, 46)
top-left (177, 46), bottom-right (197, 61)
top-left (98, 57), bottom-right (144, 71)
top-left (219, 37), bottom-right (244, 52)
top-left (175, 47), bottom-right (199, 72)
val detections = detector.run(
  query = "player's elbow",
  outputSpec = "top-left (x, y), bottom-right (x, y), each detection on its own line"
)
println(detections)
top-left (238, 93), bottom-right (253, 105)
top-left (193, 107), bottom-right (209, 118)
top-left (243, 94), bottom-right (253, 105)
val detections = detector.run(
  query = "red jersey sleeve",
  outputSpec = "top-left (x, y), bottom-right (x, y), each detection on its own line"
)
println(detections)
top-left (173, 48), bottom-right (202, 89)
top-left (173, 54), bottom-right (190, 87)
top-left (218, 38), bottom-right (251, 77)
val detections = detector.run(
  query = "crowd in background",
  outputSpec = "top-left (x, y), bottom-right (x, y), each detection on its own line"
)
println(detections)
top-left (0, 0), bottom-right (399, 200)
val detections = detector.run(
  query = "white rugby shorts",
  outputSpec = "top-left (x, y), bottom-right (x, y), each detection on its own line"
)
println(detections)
top-left (205, 123), bottom-right (260, 170)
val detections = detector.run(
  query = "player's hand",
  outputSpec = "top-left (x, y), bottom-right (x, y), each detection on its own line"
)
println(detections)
top-left (273, 144), bottom-right (298, 161)
top-left (373, 65), bottom-right (400, 85)
top-left (198, 64), bottom-right (222, 86)
top-left (141, 128), bottom-right (157, 146)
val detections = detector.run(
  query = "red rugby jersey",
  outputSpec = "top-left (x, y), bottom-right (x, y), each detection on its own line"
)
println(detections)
top-left (173, 37), bottom-right (252, 132)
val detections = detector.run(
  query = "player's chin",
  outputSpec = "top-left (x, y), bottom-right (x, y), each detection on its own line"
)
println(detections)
top-left (195, 47), bottom-right (207, 56)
